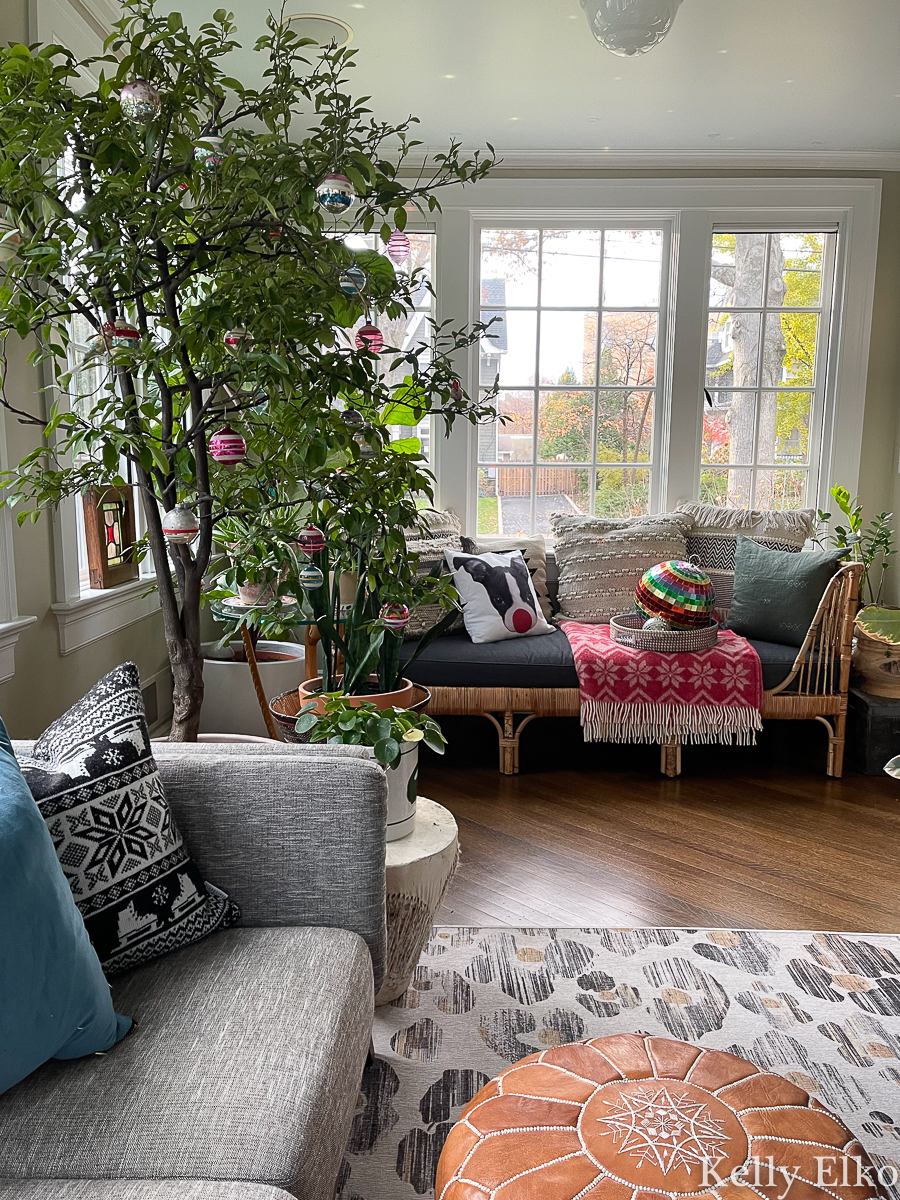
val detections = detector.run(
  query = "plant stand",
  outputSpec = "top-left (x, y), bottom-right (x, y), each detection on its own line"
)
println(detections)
top-left (239, 624), bottom-right (281, 740)
top-left (375, 797), bottom-right (459, 1006)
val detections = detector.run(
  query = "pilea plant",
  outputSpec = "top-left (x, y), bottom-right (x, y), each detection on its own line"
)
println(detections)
top-left (0, 0), bottom-right (496, 737)
top-left (295, 694), bottom-right (447, 770)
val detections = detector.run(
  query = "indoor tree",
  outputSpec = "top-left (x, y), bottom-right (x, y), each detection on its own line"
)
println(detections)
top-left (0, 1), bottom-right (496, 738)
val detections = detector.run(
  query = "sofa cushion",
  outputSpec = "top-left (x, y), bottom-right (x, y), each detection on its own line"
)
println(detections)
top-left (402, 629), bottom-right (801, 694)
top-left (726, 536), bottom-right (846, 646)
top-left (0, 1184), bottom-right (294, 1199)
top-left (18, 663), bottom-right (238, 975)
top-left (0, 927), bottom-right (373, 1200)
top-left (402, 628), bottom-right (579, 688)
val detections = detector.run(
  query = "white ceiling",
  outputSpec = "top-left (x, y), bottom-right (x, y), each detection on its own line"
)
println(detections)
top-left (166, 0), bottom-right (900, 160)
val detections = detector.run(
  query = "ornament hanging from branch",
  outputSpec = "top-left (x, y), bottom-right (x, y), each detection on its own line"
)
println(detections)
top-left (380, 602), bottom-right (410, 631)
top-left (450, 379), bottom-right (464, 403)
top-left (111, 321), bottom-right (140, 349)
top-left (341, 408), bottom-right (364, 429)
top-left (119, 79), bottom-right (161, 124)
top-left (193, 135), bottom-right (224, 170)
top-left (298, 524), bottom-right (326, 555)
top-left (162, 503), bottom-right (200, 545)
top-left (223, 327), bottom-right (253, 354)
top-left (88, 322), bottom-right (117, 356)
top-left (339, 264), bottom-right (366, 295)
top-left (353, 431), bottom-right (375, 458)
top-left (386, 230), bottom-right (410, 264)
top-left (316, 173), bottom-right (355, 215)
top-left (355, 323), bottom-right (384, 354)
top-left (209, 425), bottom-right (247, 464)
top-left (299, 564), bottom-right (325, 591)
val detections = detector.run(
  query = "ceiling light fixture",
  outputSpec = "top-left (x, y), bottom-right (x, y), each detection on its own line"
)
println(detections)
top-left (279, 13), bottom-right (353, 46)
top-left (580, 0), bottom-right (683, 56)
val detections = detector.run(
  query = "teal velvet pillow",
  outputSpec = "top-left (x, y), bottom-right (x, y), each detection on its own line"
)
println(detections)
top-left (0, 715), bottom-right (131, 1095)
top-left (725, 536), bottom-right (846, 646)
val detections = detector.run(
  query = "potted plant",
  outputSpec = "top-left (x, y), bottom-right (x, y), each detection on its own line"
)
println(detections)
top-left (816, 486), bottom-right (895, 606)
top-left (294, 693), bottom-right (447, 839)
top-left (852, 607), bottom-right (900, 698)
top-left (0, 1), bottom-right (496, 739)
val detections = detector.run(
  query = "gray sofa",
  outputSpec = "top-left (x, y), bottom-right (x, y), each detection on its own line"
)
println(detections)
top-left (0, 743), bottom-right (387, 1200)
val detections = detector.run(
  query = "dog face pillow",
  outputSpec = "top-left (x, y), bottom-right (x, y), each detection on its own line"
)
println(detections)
top-left (444, 549), bottom-right (555, 644)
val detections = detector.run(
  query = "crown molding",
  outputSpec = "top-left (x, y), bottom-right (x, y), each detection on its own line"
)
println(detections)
top-left (408, 147), bottom-right (900, 173)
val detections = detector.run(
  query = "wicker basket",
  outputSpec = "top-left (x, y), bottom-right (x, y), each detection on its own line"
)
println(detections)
top-left (609, 612), bottom-right (719, 653)
top-left (269, 684), bottom-right (432, 743)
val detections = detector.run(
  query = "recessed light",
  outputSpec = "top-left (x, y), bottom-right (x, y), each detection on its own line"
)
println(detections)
top-left (785, 78), bottom-right (794, 83)
top-left (280, 13), bottom-right (354, 45)
top-left (509, 116), bottom-right (519, 121)
top-left (603, 145), bottom-right (610, 151)
top-left (613, 75), bottom-right (622, 80)
top-left (443, 74), bottom-right (455, 79)
top-left (350, 3), bottom-right (364, 7)
top-left (666, 108), bottom-right (674, 113)
top-left (718, 49), bottom-right (728, 54)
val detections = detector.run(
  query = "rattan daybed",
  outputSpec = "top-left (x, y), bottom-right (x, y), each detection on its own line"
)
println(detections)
top-left (401, 562), bottom-right (863, 779)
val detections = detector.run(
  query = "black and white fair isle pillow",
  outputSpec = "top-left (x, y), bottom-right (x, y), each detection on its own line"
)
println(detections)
top-left (19, 663), bottom-right (239, 975)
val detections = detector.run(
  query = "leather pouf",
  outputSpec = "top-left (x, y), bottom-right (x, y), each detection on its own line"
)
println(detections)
top-left (436, 1033), bottom-right (878, 1200)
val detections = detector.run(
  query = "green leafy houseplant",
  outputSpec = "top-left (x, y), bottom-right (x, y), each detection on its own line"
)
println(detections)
top-left (854, 607), bottom-right (900, 645)
top-left (294, 694), bottom-right (447, 770)
top-left (0, 1), bottom-right (497, 737)
top-left (816, 485), bottom-right (895, 606)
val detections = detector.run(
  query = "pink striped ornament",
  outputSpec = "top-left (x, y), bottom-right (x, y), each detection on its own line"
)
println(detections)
top-left (209, 424), bottom-right (247, 464)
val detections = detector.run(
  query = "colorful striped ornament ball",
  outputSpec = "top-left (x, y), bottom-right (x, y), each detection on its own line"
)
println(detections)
top-left (634, 560), bottom-right (715, 629)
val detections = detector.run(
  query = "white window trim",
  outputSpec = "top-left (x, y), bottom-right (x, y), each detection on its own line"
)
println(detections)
top-left (0, 416), bottom-right (37, 683)
top-left (51, 576), bottom-right (160, 656)
top-left (428, 177), bottom-right (881, 533)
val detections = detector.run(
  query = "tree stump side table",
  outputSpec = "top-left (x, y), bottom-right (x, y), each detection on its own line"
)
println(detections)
top-left (375, 797), bottom-right (459, 1006)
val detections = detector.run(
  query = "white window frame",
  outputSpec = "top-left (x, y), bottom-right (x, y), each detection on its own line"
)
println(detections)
top-left (427, 178), bottom-right (881, 534)
top-left (0, 416), bottom-right (37, 684)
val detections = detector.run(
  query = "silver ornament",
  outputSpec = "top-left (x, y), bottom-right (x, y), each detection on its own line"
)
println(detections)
top-left (120, 79), bottom-right (161, 125)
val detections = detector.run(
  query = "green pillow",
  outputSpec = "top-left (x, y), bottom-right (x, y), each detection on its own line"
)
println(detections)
top-left (725, 536), bottom-right (846, 646)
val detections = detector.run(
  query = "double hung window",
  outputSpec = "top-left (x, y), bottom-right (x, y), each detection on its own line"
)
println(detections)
top-left (475, 226), bottom-right (667, 536)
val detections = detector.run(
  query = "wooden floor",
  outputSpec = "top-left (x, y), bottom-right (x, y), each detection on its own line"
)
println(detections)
top-left (421, 715), bottom-right (900, 933)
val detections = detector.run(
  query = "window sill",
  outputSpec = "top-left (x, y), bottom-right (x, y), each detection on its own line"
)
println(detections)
top-left (52, 578), bottom-right (160, 655)
top-left (0, 616), bottom-right (38, 684)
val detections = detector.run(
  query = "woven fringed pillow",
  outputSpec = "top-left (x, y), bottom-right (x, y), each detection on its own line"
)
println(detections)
top-left (403, 507), bottom-right (465, 640)
top-left (677, 502), bottom-right (816, 619)
top-left (551, 511), bottom-right (694, 623)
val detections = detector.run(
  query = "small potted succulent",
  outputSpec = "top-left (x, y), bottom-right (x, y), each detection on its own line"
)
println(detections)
top-left (293, 694), bottom-right (447, 839)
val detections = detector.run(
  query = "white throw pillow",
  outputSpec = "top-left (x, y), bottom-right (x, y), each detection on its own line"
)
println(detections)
top-left (443, 549), bottom-right (555, 644)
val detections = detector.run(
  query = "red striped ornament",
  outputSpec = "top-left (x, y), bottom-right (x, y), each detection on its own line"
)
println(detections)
top-left (209, 425), bottom-right (247, 464)
top-left (634, 560), bottom-right (715, 630)
top-left (355, 323), bottom-right (384, 354)
top-left (386, 230), bottom-right (410, 263)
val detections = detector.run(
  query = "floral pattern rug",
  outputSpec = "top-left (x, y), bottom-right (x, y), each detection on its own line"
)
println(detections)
top-left (339, 927), bottom-right (900, 1200)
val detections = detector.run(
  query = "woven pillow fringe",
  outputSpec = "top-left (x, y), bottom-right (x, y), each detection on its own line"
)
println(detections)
top-left (581, 700), bottom-right (763, 746)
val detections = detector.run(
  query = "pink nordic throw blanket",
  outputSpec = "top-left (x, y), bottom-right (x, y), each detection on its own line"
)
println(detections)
top-left (560, 622), bottom-right (764, 745)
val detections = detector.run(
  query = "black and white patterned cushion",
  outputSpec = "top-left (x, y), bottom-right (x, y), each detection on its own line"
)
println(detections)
top-left (19, 663), bottom-right (239, 974)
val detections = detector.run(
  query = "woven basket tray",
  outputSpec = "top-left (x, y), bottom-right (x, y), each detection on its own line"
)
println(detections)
top-left (609, 612), bottom-right (719, 653)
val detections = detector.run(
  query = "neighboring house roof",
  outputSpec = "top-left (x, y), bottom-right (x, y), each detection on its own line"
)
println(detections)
top-left (480, 278), bottom-right (508, 352)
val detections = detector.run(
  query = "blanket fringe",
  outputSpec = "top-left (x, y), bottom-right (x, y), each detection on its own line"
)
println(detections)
top-left (581, 700), bottom-right (762, 746)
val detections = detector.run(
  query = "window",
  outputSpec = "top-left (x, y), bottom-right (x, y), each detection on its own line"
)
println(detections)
top-left (701, 230), bottom-right (837, 510)
top-left (475, 226), bottom-right (667, 536)
top-left (345, 230), bottom-right (435, 463)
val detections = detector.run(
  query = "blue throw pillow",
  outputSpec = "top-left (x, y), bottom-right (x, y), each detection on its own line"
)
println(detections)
top-left (0, 715), bottom-right (131, 1095)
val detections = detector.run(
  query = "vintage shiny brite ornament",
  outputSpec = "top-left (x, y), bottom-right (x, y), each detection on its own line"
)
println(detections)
top-left (298, 524), bottom-right (326, 555)
top-left (209, 425), bottom-right (247, 464)
top-left (161, 503), bottom-right (199, 545)
top-left (380, 602), bottom-right (410, 631)
top-left (223, 327), bottom-right (252, 354)
top-left (341, 407), bottom-right (364, 429)
top-left (111, 321), bottom-right (140, 348)
top-left (119, 79), bottom-right (161, 124)
top-left (355, 323), bottom-right (384, 354)
top-left (339, 265), bottom-right (366, 295)
top-left (193, 135), bottom-right (224, 169)
top-left (634, 560), bottom-right (715, 629)
top-left (299, 565), bottom-right (324, 591)
top-left (641, 615), bottom-right (672, 632)
top-left (353, 431), bottom-right (375, 458)
top-left (386, 230), bottom-right (410, 263)
top-left (316, 173), bottom-right (355, 215)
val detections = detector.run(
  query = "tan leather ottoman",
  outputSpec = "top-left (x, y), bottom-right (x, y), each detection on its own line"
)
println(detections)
top-left (436, 1033), bottom-right (880, 1200)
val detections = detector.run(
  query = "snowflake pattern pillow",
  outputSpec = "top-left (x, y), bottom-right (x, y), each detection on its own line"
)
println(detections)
top-left (18, 663), bottom-right (239, 975)
top-left (444, 549), bottom-right (555, 644)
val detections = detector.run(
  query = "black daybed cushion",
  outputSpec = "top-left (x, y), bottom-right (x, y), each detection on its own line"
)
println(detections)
top-left (402, 630), bottom-right (800, 692)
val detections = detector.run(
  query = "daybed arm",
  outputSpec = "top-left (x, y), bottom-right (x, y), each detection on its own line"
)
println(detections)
top-left (768, 562), bottom-right (863, 697)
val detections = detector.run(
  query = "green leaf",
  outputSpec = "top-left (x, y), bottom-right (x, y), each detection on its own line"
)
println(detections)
top-left (374, 736), bottom-right (400, 766)
top-left (293, 712), bottom-right (317, 734)
top-left (856, 606), bottom-right (900, 645)
top-left (387, 437), bottom-right (421, 456)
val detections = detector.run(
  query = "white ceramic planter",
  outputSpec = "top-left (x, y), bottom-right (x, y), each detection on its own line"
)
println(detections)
top-left (362, 742), bottom-right (418, 841)
top-left (200, 639), bottom-right (305, 737)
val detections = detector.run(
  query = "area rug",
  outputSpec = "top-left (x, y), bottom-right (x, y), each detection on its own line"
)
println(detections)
top-left (338, 927), bottom-right (900, 1200)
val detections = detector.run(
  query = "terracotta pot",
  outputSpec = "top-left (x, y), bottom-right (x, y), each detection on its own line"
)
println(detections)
top-left (298, 673), bottom-right (418, 714)
top-left (853, 626), bottom-right (900, 698)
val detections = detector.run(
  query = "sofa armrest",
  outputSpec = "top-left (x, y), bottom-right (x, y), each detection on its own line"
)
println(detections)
top-left (154, 749), bottom-right (387, 989)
